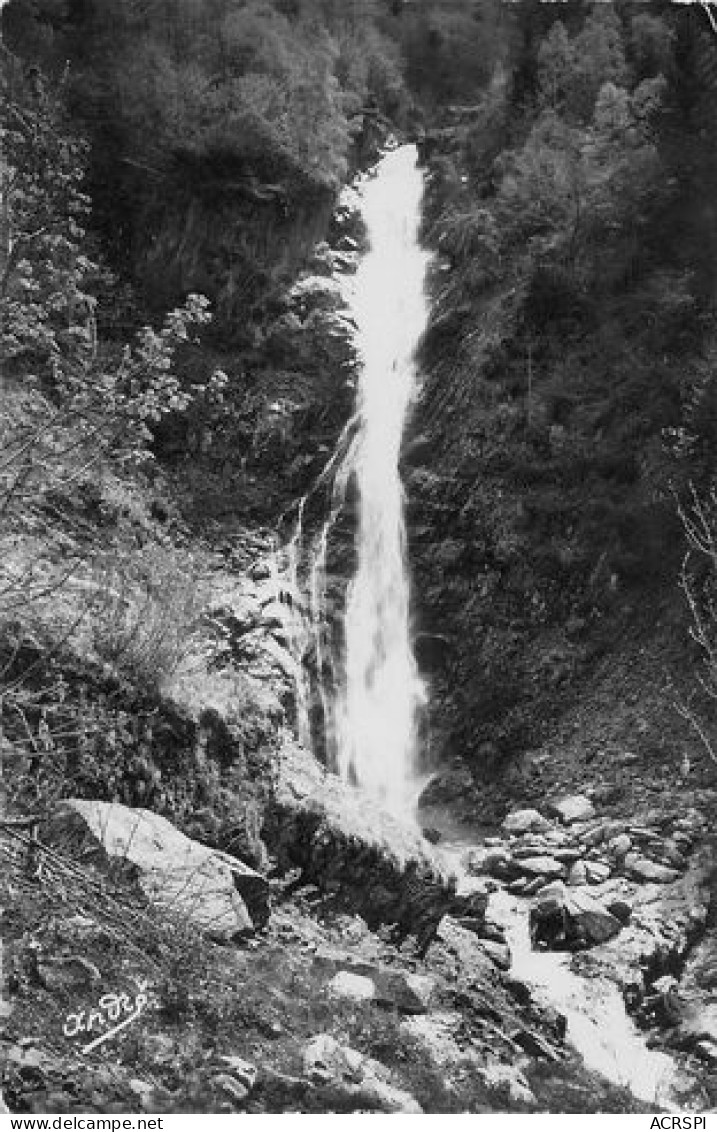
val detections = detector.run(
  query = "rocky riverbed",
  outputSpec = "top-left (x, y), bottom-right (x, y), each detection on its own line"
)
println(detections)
top-left (426, 791), bottom-right (716, 1110)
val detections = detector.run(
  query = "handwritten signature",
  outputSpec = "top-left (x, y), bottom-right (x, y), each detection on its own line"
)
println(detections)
top-left (63, 979), bottom-right (151, 1053)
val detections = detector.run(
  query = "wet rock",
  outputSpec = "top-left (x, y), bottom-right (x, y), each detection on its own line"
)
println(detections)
top-left (606, 898), bottom-right (632, 924)
top-left (48, 800), bottom-right (255, 941)
top-left (508, 878), bottom-right (531, 895)
top-left (518, 856), bottom-right (567, 880)
top-left (696, 1040), bottom-right (717, 1065)
top-left (654, 840), bottom-right (689, 870)
top-left (466, 846), bottom-right (521, 882)
top-left (623, 853), bottom-right (679, 884)
top-left (502, 809), bottom-right (551, 835)
top-left (579, 822), bottom-right (612, 849)
top-left (302, 1034), bottom-right (422, 1113)
top-left (531, 882), bottom-right (622, 950)
top-left (608, 834), bottom-right (632, 859)
top-left (584, 861), bottom-right (611, 885)
top-left (567, 860), bottom-right (588, 887)
top-left (480, 920), bottom-right (507, 944)
top-left (436, 917), bottom-right (502, 979)
top-left (599, 854), bottom-right (712, 988)
top-left (513, 841), bottom-right (553, 859)
top-left (418, 767), bottom-right (475, 806)
top-left (479, 939), bottom-right (512, 971)
top-left (332, 251), bottom-right (359, 274)
top-left (549, 795), bottom-right (595, 824)
top-left (265, 744), bottom-right (456, 950)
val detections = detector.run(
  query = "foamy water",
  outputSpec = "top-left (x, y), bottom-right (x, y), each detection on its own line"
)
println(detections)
top-left (489, 888), bottom-right (682, 1108)
top-left (286, 145), bottom-right (430, 813)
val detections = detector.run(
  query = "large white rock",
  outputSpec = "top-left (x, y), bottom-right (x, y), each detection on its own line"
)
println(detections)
top-left (502, 809), bottom-right (551, 835)
top-left (623, 853), bottom-right (679, 884)
top-left (49, 800), bottom-right (256, 941)
top-left (328, 971), bottom-right (376, 1002)
top-left (549, 794), bottom-right (595, 824)
top-left (519, 856), bottom-right (567, 880)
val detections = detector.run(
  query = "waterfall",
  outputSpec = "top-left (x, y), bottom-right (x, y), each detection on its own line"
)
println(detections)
top-left (285, 144), bottom-right (430, 815)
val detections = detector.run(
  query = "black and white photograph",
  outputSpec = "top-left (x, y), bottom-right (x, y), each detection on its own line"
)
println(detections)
top-left (0, 0), bottom-right (716, 1119)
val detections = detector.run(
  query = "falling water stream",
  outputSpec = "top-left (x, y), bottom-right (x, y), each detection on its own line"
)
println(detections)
top-left (286, 144), bottom-right (429, 813)
top-left (281, 143), bottom-right (693, 1110)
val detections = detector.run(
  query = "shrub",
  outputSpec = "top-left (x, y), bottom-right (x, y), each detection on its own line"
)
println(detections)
top-left (90, 544), bottom-right (203, 691)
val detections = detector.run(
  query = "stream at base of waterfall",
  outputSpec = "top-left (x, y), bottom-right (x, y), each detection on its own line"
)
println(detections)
top-left (276, 143), bottom-right (696, 1111)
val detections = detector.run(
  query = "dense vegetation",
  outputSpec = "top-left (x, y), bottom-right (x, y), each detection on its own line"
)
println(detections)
top-left (2, 0), bottom-right (412, 329)
top-left (411, 0), bottom-right (717, 770)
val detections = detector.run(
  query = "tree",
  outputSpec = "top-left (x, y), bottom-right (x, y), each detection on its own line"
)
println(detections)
top-left (536, 22), bottom-right (576, 113)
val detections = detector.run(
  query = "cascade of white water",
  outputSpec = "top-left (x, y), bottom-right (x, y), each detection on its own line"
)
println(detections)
top-left (284, 144), bottom-right (430, 814)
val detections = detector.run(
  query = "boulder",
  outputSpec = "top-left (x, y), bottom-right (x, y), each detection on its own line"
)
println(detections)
top-left (549, 794), bottom-right (595, 824)
top-left (530, 882), bottom-right (622, 951)
top-left (418, 767), bottom-right (475, 807)
top-left (302, 1034), bottom-right (422, 1113)
top-left (372, 970), bottom-right (436, 1014)
top-left (211, 848), bottom-right (271, 927)
top-left (581, 822), bottom-right (610, 848)
top-left (473, 848), bottom-right (522, 882)
top-left (265, 744), bottom-right (457, 952)
top-left (623, 853), bottom-right (679, 884)
top-left (584, 861), bottom-right (611, 885)
top-left (502, 809), bottom-right (551, 835)
top-left (518, 856), bottom-right (567, 880)
top-left (608, 833), bottom-right (632, 859)
top-left (49, 800), bottom-right (258, 941)
top-left (606, 898), bottom-right (632, 924)
top-left (328, 967), bottom-right (435, 1014)
top-left (328, 971), bottom-right (376, 1002)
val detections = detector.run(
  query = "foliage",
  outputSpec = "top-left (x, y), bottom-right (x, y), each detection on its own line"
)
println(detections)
top-left (89, 543), bottom-right (202, 689)
top-left (676, 486), bottom-right (717, 766)
top-left (0, 60), bottom-right (97, 383)
top-left (414, 0), bottom-right (717, 763)
top-left (2, 0), bottom-right (410, 325)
